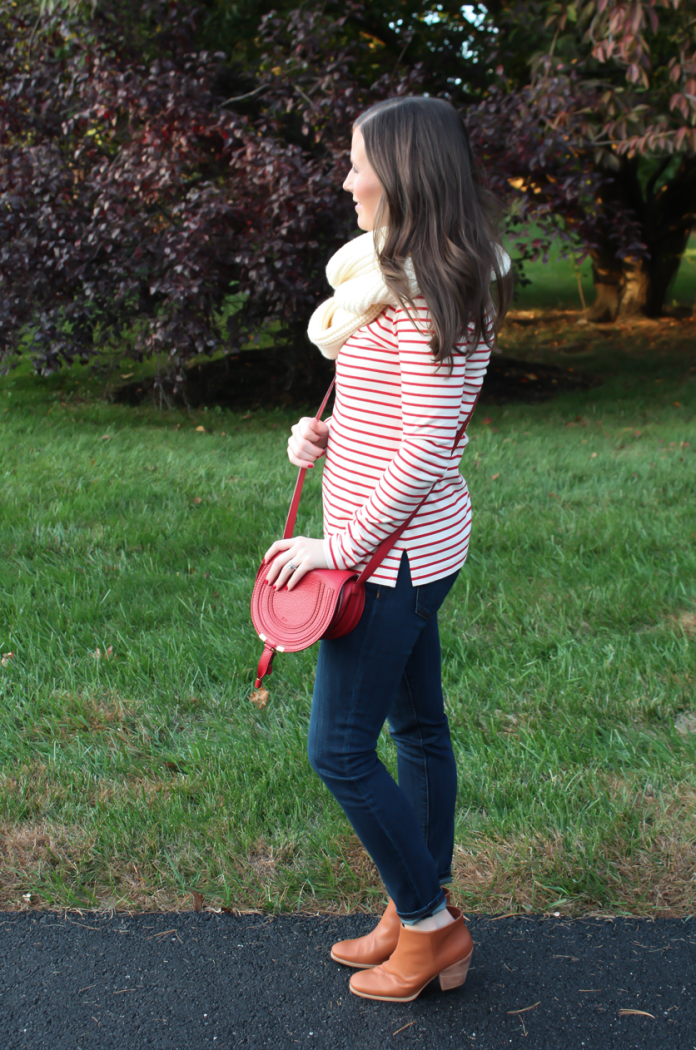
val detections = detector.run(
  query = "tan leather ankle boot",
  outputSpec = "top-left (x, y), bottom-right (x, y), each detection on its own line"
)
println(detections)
top-left (348, 905), bottom-right (473, 1002)
top-left (331, 888), bottom-right (452, 970)
top-left (331, 897), bottom-right (401, 968)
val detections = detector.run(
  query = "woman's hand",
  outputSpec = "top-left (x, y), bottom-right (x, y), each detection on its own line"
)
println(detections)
top-left (264, 536), bottom-right (328, 591)
top-left (288, 416), bottom-right (329, 469)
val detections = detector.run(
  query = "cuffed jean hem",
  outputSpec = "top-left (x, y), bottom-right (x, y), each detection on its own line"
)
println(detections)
top-left (395, 886), bottom-right (447, 924)
top-left (401, 897), bottom-right (449, 925)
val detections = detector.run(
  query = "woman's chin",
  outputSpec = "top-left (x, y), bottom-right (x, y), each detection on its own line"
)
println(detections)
top-left (356, 215), bottom-right (373, 232)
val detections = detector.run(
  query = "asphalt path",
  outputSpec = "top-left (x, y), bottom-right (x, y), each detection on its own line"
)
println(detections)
top-left (1, 911), bottom-right (694, 1049)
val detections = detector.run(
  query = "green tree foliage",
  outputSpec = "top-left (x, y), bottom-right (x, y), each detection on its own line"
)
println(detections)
top-left (495, 1), bottom-right (696, 318)
top-left (3, 0), bottom-right (694, 387)
top-left (188, 0), bottom-right (696, 320)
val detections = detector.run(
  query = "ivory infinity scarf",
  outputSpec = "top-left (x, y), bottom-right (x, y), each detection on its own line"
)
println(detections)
top-left (307, 232), bottom-right (511, 360)
top-left (307, 231), bottom-right (418, 360)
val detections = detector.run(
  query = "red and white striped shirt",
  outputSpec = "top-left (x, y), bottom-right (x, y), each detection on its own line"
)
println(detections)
top-left (321, 296), bottom-right (492, 586)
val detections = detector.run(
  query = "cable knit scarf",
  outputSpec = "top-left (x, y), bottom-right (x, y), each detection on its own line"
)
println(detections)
top-left (307, 231), bottom-right (418, 360)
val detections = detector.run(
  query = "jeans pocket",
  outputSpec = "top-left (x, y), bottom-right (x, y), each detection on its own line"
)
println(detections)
top-left (415, 587), bottom-right (435, 621)
top-left (415, 570), bottom-right (460, 622)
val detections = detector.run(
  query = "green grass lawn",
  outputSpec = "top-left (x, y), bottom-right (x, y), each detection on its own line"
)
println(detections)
top-left (1, 314), bottom-right (695, 917)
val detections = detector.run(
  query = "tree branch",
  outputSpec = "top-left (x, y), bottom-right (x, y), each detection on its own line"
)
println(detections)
top-left (345, 8), bottom-right (493, 93)
top-left (221, 85), bottom-right (268, 106)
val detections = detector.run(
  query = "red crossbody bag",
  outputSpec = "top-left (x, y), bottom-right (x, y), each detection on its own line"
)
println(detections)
top-left (250, 378), bottom-right (480, 693)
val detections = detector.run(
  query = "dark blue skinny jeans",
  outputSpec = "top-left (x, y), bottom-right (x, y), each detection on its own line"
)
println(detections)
top-left (307, 555), bottom-right (459, 922)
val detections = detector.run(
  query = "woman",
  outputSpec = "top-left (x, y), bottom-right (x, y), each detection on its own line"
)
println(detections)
top-left (263, 96), bottom-right (511, 1003)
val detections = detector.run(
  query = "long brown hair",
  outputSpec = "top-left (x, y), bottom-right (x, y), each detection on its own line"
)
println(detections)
top-left (354, 96), bottom-right (512, 365)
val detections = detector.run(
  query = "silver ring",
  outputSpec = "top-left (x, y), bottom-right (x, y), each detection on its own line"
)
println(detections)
top-left (287, 561), bottom-right (298, 572)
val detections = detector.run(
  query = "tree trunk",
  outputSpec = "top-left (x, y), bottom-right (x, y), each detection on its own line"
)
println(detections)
top-left (588, 253), bottom-right (656, 322)
top-left (588, 235), bottom-right (690, 322)
top-left (587, 253), bottom-right (622, 322)
top-left (586, 155), bottom-right (696, 323)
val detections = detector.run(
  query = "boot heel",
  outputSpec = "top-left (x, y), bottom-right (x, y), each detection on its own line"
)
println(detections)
top-left (438, 949), bottom-right (473, 991)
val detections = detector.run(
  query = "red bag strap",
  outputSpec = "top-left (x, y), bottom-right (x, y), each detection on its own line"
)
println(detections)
top-left (283, 378), bottom-right (335, 540)
top-left (283, 377), bottom-right (481, 582)
top-left (254, 643), bottom-right (276, 688)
